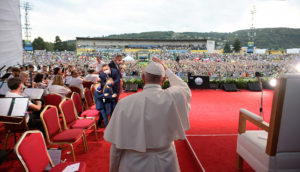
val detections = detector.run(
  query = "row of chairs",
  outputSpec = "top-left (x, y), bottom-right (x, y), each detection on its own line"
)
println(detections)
top-left (12, 83), bottom-right (100, 171)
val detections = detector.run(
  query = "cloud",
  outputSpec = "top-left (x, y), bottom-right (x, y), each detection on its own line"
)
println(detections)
top-left (22, 0), bottom-right (300, 42)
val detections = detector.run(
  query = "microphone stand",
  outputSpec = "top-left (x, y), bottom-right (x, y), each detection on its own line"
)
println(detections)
top-left (257, 76), bottom-right (264, 120)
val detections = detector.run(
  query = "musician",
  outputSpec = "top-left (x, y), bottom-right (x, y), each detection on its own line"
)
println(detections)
top-left (47, 75), bottom-right (71, 97)
top-left (85, 69), bottom-right (100, 83)
top-left (5, 77), bottom-right (43, 132)
top-left (27, 65), bottom-right (35, 88)
top-left (69, 70), bottom-right (85, 98)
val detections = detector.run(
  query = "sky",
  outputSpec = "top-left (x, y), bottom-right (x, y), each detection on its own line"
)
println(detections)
top-left (21, 0), bottom-right (300, 42)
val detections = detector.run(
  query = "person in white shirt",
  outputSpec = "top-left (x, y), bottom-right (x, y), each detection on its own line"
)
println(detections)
top-left (104, 57), bottom-right (191, 172)
top-left (5, 77), bottom-right (43, 131)
top-left (94, 56), bottom-right (105, 74)
top-left (69, 70), bottom-right (84, 98)
top-left (85, 69), bottom-right (100, 83)
top-left (47, 75), bottom-right (71, 97)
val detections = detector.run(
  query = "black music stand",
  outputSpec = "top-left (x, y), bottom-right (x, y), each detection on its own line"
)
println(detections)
top-left (0, 97), bottom-right (29, 150)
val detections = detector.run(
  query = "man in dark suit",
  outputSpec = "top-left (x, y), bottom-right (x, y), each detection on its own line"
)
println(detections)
top-left (108, 55), bottom-right (122, 78)
top-left (99, 64), bottom-right (120, 101)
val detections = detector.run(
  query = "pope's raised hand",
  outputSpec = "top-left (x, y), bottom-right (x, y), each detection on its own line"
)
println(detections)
top-left (152, 57), bottom-right (167, 70)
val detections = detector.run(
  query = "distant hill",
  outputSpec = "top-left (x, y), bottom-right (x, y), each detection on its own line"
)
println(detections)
top-left (104, 28), bottom-right (300, 49)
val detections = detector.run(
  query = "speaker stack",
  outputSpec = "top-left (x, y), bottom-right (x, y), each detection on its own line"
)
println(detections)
top-left (124, 83), bottom-right (138, 92)
top-left (188, 74), bottom-right (210, 89)
top-left (247, 82), bottom-right (262, 91)
top-left (222, 83), bottom-right (239, 91)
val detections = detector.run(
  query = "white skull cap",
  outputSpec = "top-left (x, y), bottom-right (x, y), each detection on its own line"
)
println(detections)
top-left (144, 61), bottom-right (165, 76)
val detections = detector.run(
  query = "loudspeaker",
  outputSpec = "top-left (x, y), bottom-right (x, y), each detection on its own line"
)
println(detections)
top-left (125, 83), bottom-right (138, 92)
top-left (210, 83), bottom-right (219, 89)
top-left (222, 83), bottom-right (238, 91)
top-left (247, 82), bottom-right (262, 91)
top-left (188, 75), bottom-right (210, 89)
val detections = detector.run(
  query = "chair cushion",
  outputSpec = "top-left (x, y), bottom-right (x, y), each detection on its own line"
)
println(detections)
top-left (81, 110), bottom-right (99, 117)
top-left (70, 119), bottom-right (95, 129)
top-left (89, 105), bottom-right (96, 110)
top-left (52, 129), bottom-right (83, 142)
top-left (49, 161), bottom-right (86, 172)
top-left (237, 130), bottom-right (300, 171)
top-left (237, 130), bottom-right (269, 171)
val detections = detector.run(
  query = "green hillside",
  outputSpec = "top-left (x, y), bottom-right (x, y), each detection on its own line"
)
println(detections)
top-left (104, 28), bottom-right (300, 49)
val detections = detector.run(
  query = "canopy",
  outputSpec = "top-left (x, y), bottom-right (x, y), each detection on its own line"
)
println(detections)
top-left (123, 55), bottom-right (135, 61)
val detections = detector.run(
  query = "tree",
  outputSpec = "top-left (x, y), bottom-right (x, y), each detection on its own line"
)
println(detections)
top-left (223, 42), bottom-right (231, 53)
top-left (32, 37), bottom-right (46, 50)
top-left (44, 42), bottom-right (54, 51)
top-left (233, 38), bottom-right (241, 53)
top-left (54, 35), bottom-right (62, 51)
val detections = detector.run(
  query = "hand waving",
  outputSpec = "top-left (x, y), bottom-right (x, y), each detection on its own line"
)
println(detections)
top-left (152, 57), bottom-right (168, 70)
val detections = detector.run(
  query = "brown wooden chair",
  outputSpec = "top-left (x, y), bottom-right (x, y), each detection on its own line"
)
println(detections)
top-left (236, 74), bottom-right (300, 171)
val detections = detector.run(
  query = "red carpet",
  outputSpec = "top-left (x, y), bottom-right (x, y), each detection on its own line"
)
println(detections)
top-left (187, 89), bottom-right (273, 135)
top-left (0, 89), bottom-right (273, 171)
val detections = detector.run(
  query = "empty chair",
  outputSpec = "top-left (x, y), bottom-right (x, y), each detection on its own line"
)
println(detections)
top-left (236, 74), bottom-right (300, 171)
top-left (69, 86), bottom-right (82, 98)
top-left (40, 105), bottom-right (88, 162)
top-left (59, 98), bottom-right (98, 140)
top-left (43, 94), bottom-right (63, 113)
top-left (15, 130), bottom-right (86, 172)
top-left (83, 81), bottom-right (94, 89)
top-left (83, 88), bottom-right (96, 110)
top-left (71, 92), bottom-right (99, 118)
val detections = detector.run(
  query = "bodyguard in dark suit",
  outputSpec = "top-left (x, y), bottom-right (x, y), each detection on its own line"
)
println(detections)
top-left (108, 55), bottom-right (123, 78)
top-left (99, 64), bottom-right (120, 101)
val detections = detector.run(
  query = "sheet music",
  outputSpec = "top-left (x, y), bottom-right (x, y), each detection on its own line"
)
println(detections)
top-left (23, 88), bottom-right (44, 99)
top-left (0, 82), bottom-right (10, 95)
top-left (62, 163), bottom-right (80, 172)
top-left (0, 98), bottom-right (28, 116)
top-left (11, 98), bottom-right (29, 116)
top-left (0, 98), bottom-right (11, 116)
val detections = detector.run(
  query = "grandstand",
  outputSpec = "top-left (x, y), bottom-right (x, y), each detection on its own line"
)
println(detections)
top-left (76, 37), bottom-right (209, 51)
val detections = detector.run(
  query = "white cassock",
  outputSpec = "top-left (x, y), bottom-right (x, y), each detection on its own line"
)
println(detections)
top-left (104, 69), bottom-right (191, 172)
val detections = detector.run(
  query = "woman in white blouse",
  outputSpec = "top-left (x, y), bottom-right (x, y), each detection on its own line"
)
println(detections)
top-left (47, 75), bottom-right (71, 97)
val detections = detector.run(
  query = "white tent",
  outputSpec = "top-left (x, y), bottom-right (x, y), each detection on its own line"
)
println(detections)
top-left (123, 55), bottom-right (135, 61)
top-left (287, 49), bottom-right (300, 54)
top-left (0, 0), bottom-right (23, 70)
top-left (255, 49), bottom-right (267, 54)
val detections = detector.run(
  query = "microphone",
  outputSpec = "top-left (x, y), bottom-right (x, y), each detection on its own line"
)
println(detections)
top-left (255, 72), bottom-right (262, 90)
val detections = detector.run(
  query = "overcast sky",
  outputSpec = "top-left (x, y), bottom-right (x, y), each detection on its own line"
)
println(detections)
top-left (22, 0), bottom-right (300, 42)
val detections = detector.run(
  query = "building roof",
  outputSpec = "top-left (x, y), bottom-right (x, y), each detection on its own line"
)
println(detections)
top-left (76, 37), bottom-right (207, 42)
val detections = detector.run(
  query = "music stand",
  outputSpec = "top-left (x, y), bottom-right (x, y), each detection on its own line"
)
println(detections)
top-left (0, 97), bottom-right (29, 150)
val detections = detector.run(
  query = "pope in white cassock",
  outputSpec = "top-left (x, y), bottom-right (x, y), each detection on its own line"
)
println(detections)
top-left (104, 57), bottom-right (191, 172)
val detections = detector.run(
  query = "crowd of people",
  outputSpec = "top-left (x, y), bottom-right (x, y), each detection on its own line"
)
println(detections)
top-left (0, 54), bottom-right (123, 133)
